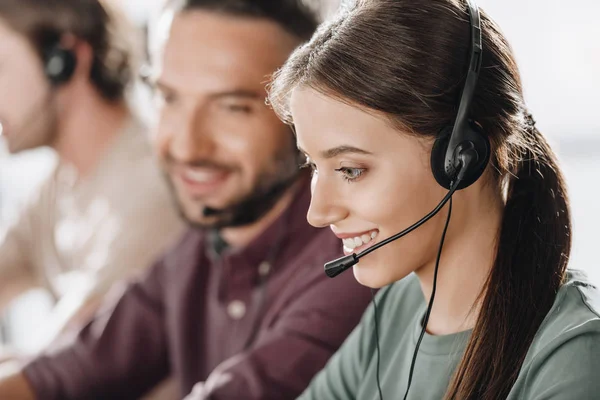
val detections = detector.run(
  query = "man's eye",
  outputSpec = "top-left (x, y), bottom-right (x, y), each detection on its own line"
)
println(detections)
top-left (300, 161), bottom-right (317, 175)
top-left (223, 104), bottom-right (252, 113)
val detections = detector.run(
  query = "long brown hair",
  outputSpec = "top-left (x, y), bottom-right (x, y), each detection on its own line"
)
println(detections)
top-left (268, 0), bottom-right (571, 398)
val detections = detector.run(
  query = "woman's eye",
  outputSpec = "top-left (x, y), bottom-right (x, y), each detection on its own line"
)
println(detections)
top-left (335, 167), bottom-right (366, 183)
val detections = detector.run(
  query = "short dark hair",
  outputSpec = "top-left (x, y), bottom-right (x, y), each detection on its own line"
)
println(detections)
top-left (167, 0), bottom-right (319, 41)
top-left (0, 0), bottom-right (135, 101)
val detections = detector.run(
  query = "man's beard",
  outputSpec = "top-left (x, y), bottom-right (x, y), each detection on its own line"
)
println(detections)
top-left (193, 170), bottom-right (299, 229)
top-left (165, 143), bottom-right (303, 230)
top-left (5, 96), bottom-right (58, 154)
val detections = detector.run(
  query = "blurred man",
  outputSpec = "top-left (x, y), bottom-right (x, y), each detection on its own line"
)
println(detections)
top-left (0, 0), bottom-right (183, 349)
top-left (0, 0), bottom-right (372, 399)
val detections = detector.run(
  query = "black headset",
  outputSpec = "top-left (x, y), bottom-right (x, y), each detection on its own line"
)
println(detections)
top-left (43, 44), bottom-right (77, 86)
top-left (430, 0), bottom-right (490, 190)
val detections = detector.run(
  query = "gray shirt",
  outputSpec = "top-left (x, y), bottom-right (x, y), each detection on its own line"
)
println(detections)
top-left (299, 269), bottom-right (600, 399)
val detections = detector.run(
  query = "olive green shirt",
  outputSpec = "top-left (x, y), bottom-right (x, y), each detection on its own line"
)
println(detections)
top-left (299, 269), bottom-right (600, 399)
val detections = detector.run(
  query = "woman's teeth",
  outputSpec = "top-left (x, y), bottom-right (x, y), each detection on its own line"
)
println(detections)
top-left (342, 230), bottom-right (379, 251)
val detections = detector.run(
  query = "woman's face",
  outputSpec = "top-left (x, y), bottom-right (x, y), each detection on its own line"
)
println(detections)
top-left (290, 87), bottom-right (452, 288)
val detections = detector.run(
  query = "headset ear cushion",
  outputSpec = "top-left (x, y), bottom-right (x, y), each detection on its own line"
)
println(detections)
top-left (430, 122), bottom-right (491, 190)
top-left (431, 126), bottom-right (454, 190)
top-left (44, 47), bottom-right (77, 85)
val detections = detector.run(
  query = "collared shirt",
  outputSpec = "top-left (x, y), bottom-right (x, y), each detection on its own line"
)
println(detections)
top-left (0, 114), bottom-right (184, 329)
top-left (23, 175), bottom-right (373, 399)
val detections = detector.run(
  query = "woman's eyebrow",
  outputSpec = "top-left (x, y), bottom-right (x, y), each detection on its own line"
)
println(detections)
top-left (297, 145), bottom-right (373, 160)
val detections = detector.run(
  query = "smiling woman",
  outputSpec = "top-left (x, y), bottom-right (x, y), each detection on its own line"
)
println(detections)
top-left (292, 88), bottom-right (452, 289)
top-left (268, 0), bottom-right (600, 399)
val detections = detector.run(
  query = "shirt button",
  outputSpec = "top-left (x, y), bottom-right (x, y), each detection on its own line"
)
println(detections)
top-left (258, 261), bottom-right (271, 277)
top-left (227, 300), bottom-right (246, 320)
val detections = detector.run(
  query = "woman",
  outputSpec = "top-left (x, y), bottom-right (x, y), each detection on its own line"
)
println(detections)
top-left (268, 0), bottom-right (600, 399)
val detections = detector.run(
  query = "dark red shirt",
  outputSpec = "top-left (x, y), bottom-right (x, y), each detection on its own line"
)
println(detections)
top-left (23, 178), bottom-right (372, 399)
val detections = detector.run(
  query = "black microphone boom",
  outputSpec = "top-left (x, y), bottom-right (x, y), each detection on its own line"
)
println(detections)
top-left (324, 253), bottom-right (359, 278)
top-left (324, 179), bottom-right (461, 278)
top-left (202, 206), bottom-right (223, 217)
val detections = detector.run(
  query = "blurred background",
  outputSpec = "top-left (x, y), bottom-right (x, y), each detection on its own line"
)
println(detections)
top-left (0, 0), bottom-right (598, 351)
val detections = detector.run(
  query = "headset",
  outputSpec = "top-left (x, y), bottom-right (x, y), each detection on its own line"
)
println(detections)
top-left (0, 43), bottom-right (77, 150)
top-left (430, 0), bottom-right (490, 191)
top-left (43, 43), bottom-right (77, 86)
top-left (322, 1), bottom-right (488, 399)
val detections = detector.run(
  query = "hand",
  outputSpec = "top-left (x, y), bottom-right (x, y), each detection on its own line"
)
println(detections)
top-left (183, 372), bottom-right (233, 400)
top-left (0, 366), bottom-right (36, 400)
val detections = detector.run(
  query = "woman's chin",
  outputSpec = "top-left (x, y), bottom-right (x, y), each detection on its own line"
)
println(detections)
top-left (352, 262), bottom-right (393, 289)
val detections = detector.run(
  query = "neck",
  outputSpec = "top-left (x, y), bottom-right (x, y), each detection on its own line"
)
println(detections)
top-left (415, 185), bottom-right (504, 336)
top-left (52, 92), bottom-right (129, 179)
top-left (220, 178), bottom-right (301, 248)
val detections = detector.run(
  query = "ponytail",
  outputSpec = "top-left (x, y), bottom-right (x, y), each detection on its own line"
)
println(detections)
top-left (445, 118), bottom-right (571, 399)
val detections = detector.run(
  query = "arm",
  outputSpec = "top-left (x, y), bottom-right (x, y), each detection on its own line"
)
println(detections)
top-left (17, 258), bottom-right (171, 400)
top-left (0, 363), bottom-right (35, 400)
top-left (524, 322), bottom-right (600, 400)
top-left (184, 271), bottom-right (373, 400)
top-left (45, 292), bottom-right (105, 345)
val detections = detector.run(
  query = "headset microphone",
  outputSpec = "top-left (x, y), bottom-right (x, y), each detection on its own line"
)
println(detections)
top-left (202, 206), bottom-right (223, 217)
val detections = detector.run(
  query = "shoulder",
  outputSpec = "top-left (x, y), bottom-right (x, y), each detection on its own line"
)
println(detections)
top-left (133, 229), bottom-right (204, 291)
top-left (528, 269), bottom-right (600, 355)
top-left (160, 229), bottom-right (205, 269)
top-left (517, 269), bottom-right (600, 398)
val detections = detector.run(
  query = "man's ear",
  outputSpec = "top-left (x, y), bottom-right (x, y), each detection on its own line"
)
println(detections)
top-left (60, 34), bottom-right (93, 81)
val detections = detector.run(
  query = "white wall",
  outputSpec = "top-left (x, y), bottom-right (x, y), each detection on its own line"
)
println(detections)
top-left (475, 0), bottom-right (600, 284)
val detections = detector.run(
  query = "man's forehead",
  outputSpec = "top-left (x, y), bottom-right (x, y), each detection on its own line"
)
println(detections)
top-left (159, 12), bottom-right (294, 62)
top-left (156, 11), bottom-right (298, 89)
top-left (172, 12), bottom-right (295, 55)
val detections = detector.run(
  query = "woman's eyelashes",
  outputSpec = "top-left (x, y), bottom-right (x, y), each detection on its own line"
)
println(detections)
top-left (334, 166), bottom-right (366, 183)
top-left (299, 159), bottom-right (366, 183)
